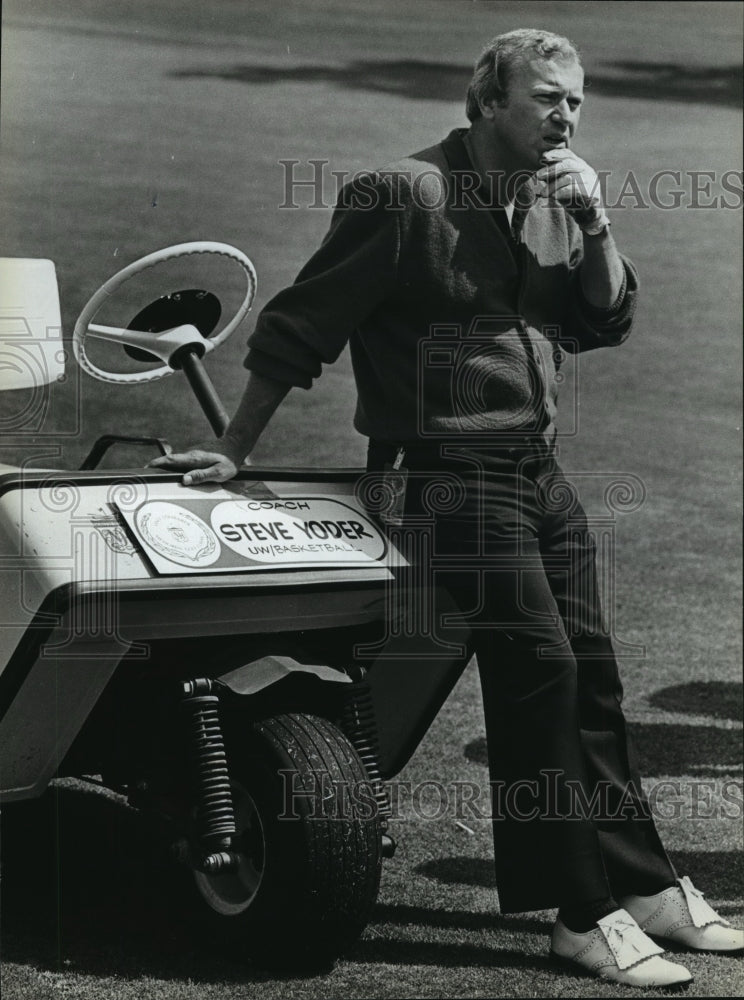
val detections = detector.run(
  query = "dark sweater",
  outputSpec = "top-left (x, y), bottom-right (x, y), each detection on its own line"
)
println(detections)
top-left (244, 129), bottom-right (638, 442)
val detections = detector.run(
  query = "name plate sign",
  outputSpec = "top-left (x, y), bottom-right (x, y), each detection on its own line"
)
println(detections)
top-left (117, 496), bottom-right (388, 575)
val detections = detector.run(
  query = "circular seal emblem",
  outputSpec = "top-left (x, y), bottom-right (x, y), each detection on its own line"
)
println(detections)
top-left (135, 502), bottom-right (220, 567)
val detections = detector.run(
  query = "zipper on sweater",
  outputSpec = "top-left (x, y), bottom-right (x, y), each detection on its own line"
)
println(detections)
top-left (515, 239), bottom-right (550, 433)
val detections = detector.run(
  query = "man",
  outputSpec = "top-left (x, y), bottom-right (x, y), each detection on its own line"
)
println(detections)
top-left (152, 29), bottom-right (742, 987)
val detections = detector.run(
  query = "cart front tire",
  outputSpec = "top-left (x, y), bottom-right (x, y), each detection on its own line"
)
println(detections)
top-left (191, 712), bottom-right (383, 969)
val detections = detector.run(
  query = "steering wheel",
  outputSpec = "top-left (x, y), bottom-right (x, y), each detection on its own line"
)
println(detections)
top-left (72, 242), bottom-right (257, 385)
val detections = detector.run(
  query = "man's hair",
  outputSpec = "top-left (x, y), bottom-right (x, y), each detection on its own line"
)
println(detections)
top-left (465, 29), bottom-right (581, 122)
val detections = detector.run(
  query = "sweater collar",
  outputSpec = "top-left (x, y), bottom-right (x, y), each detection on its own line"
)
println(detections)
top-left (440, 128), bottom-right (537, 211)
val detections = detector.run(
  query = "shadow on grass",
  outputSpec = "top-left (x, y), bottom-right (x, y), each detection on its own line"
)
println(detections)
top-left (416, 854), bottom-right (495, 888)
top-left (649, 681), bottom-right (742, 721)
top-left (371, 900), bottom-right (551, 937)
top-left (464, 722), bottom-right (742, 777)
top-left (0, 786), bottom-right (314, 984)
top-left (169, 59), bottom-right (743, 108)
top-left (348, 937), bottom-right (553, 971)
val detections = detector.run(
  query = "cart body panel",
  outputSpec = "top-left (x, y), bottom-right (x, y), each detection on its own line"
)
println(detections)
top-left (0, 468), bottom-right (409, 801)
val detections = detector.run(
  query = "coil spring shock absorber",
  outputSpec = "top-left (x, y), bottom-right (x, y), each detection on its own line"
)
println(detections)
top-left (180, 678), bottom-right (240, 873)
top-left (340, 671), bottom-right (396, 857)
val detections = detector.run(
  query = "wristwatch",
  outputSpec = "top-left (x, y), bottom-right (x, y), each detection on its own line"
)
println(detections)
top-left (580, 212), bottom-right (612, 237)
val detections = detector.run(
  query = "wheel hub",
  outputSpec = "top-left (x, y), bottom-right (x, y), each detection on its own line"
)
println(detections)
top-left (193, 782), bottom-right (265, 916)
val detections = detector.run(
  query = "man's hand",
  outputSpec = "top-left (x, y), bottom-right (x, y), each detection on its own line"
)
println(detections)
top-left (148, 372), bottom-right (292, 486)
top-left (148, 437), bottom-right (245, 486)
top-left (535, 149), bottom-right (607, 231)
top-left (536, 149), bottom-right (622, 306)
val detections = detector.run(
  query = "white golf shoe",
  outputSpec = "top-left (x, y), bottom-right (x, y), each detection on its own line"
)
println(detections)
top-left (550, 907), bottom-right (693, 988)
top-left (620, 876), bottom-right (744, 953)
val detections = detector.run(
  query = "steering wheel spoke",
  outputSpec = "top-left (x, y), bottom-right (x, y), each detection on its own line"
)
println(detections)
top-left (87, 322), bottom-right (212, 367)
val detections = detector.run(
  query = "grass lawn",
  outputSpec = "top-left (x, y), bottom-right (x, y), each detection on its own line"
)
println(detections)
top-left (0, 1), bottom-right (741, 997)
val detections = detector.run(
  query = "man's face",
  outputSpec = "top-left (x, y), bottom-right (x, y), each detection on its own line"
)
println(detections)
top-left (485, 55), bottom-right (584, 171)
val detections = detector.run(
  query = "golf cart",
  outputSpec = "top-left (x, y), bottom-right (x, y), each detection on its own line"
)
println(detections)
top-left (0, 246), bottom-right (472, 969)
